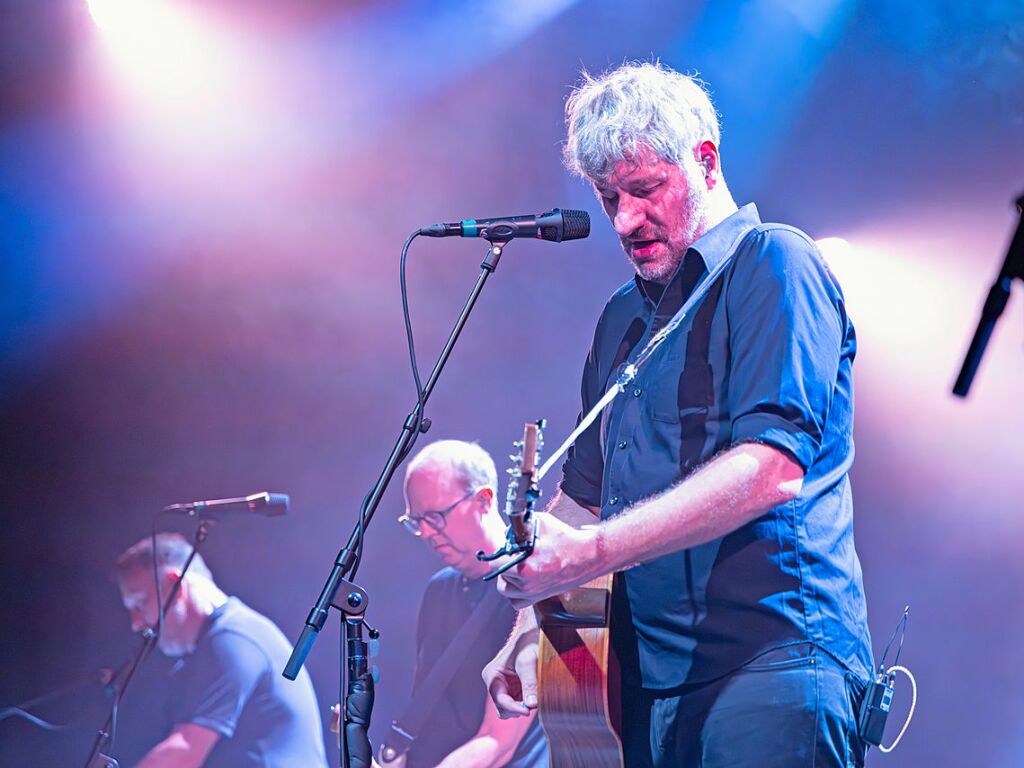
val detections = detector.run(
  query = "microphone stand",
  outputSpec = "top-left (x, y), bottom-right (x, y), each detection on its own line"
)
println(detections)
top-left (954, 191), bottom-right (1024, 396)
top-left (283, 239), bottom-right (510, 768)
top-left (82, 519), bottom-right (212, 768)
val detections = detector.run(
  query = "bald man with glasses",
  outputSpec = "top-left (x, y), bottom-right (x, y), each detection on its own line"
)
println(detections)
top-left (377, 440), bottom-right (547, 768)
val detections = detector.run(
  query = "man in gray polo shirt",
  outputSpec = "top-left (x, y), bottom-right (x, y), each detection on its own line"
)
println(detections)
top-left (117, 534), bottom-right (329, 767)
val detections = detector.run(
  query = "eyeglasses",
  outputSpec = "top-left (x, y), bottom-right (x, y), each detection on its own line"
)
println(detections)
top-left (398, 489), bottom-right (477, 536)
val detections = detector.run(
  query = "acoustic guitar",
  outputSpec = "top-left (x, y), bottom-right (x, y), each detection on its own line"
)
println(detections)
top-left (502, 421), bottom-right (623, 768)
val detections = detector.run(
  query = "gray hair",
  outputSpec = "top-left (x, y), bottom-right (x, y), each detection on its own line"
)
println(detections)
top-left (563, 61), bottom-right (721, 181)
top-left (406, 439), bottom-right (497, 495)
top-left (116, 532), bottom-right (213, 581)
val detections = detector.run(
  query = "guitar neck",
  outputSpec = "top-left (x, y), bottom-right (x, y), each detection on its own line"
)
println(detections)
top-left (509, 512), bottom-right (533, 548)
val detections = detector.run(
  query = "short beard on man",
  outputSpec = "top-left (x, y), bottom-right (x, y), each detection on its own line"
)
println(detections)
top-left (157, 597), bottom-right (193, 657)
top-left (629, 156), bottom-right (709, 284)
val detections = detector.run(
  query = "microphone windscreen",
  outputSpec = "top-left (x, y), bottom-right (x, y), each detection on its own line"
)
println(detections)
top-left (247, 492), bottom-right (290, 516)
top-left (559, 209), bottom-right (590, 242)
top-left (262, 493), bottom-right (290, 516)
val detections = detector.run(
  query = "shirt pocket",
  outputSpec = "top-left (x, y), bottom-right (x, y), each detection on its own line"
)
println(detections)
top-left (647, 378), bottom-right (709, 426)
top-left (646, 352), bottom-right (684, 423)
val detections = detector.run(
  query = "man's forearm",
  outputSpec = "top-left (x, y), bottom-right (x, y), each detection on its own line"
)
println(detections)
top-left (133, 724), bottom-right (218, 768)
top-left (134, 742), bottom-right (200, 768)
top-left (594, 442), bottom-right (803, 574)
top-left (433, 735), bottom-right (511, 768)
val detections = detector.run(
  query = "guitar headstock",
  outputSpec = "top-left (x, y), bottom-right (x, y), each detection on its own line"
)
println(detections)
top-left (505, 420), bottom-right (546, 536)
top-left (477, 419), bottom-right (548, 575)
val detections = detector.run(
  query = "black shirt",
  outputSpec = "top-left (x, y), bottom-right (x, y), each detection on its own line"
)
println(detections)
top-left (407, 568), bottom-right (547, 768)
top-left (167, 597), bottom-right (329, 767)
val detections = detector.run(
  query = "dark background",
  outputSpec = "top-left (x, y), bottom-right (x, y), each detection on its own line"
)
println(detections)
top-left (2, 0), bottom-right (1022, 765)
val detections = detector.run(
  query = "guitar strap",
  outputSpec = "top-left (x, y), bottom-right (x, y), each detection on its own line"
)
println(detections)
top-left (537, 225), bottom-right (758, 482)
top-left (379, 583), bottom-right (512, 761)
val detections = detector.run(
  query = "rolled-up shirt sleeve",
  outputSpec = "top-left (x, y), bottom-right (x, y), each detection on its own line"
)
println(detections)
top-left (726, 227), bottom-right (846, 472)
top-left (560, 321), bottom-right (607, 509)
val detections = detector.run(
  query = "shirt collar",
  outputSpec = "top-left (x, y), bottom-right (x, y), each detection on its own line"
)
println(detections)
top-left (195, 596), bottom-right (232, 644)
top-left (634, 203), bottom-right (761, 304)
top-left (690, 202), bottom-right (761, 272)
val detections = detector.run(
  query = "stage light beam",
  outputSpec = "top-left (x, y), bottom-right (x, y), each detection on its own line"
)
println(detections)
top-left (87, 0), bottom-right (163, 34)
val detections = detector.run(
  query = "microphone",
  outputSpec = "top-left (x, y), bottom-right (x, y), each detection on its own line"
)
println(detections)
top-left (418, 208), bottom-right (590, 242)
top-left (162, 492), bottom-right (289, 518)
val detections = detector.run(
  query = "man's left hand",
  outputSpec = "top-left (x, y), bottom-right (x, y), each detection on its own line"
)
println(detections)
top-left (497, 514), bottom-right (602, 607)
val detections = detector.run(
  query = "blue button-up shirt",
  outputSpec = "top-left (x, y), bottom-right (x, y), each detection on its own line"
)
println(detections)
top-left (561, 204), bottom-right (873, 689)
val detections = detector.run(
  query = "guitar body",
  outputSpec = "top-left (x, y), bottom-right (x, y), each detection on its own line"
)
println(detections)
top-left (536, 573), bottom-right (623, 768)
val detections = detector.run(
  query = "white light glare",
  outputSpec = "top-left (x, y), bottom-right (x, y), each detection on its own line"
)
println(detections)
top-left (87, 0), bottom-right (163, 33)
top-left (816, 237), bottom-right (853, 262)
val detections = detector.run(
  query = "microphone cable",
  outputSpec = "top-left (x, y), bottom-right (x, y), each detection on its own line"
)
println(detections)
top-left (351, 230), bottom-right (425, 581)
top-left (875, 606), bottom-right (917, 754)
top-left (862, 606), bottom-right (917, 755)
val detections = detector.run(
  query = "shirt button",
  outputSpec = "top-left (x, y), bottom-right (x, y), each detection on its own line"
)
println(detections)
top-left (609, 496), bottom-right (620, 505)
top-left (617, 440), bottom-right (628, 449)
top-left (632, 387), bottom-right (642, 397)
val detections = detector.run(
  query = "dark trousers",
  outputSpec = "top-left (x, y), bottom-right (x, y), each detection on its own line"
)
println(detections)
top-left (620, 644), bottom-right (867, 768)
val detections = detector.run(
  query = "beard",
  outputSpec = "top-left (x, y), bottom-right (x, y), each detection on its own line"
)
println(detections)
top-left (627, 166), bottom-right (710, 284)
top-left (156, 601), bottom-right (194, 657)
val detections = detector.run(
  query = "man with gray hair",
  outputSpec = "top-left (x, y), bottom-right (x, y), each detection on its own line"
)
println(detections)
top-left (380, 440), bottom-right (547, 768)
top-left (482, 62), bottom-right (873, 767)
